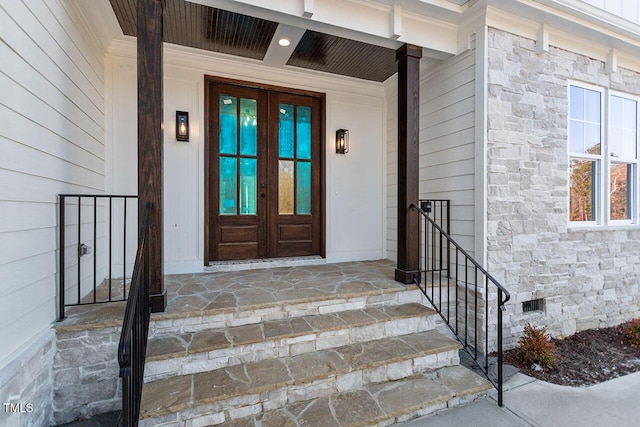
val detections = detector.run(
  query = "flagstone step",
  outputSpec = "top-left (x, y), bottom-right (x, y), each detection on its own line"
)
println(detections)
top-left (138, 330), bottom-right (464, 426)
top-left (245, 365), bottom-right (492, 427)
top-left (144, 303), bottom-right (439, 382)
top-left (147, 286), bottom-right (425, 338)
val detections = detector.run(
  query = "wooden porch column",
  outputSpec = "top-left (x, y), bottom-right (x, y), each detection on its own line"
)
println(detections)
top-left (395, 43), bottom-right (422, 284)
top-left (138, 0), bottom-right (166, 312)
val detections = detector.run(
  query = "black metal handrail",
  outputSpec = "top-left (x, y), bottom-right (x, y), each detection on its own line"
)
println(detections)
top-left (118, 202), bottom-right (153, 427)
top-left (58, 194), bottom-right (138, 320)
top-left (412, 201), bottom-right (511, 406)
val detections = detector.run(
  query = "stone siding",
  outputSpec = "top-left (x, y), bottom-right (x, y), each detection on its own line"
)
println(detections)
top-left (0, 330), bottom-right (55, 427)
top-left (486, 28), bottom-right (640, 348)
top-left (53, 327), bottom-right (121, 424)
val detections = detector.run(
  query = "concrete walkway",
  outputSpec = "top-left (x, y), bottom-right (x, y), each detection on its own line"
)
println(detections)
top-left (401, 371), bottom-right (640, 427)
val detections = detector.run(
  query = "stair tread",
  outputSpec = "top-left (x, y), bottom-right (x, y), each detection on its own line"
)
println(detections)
top-left (140, 329), bottom-right (462, 420)
top-left (259, 365), bottom-right (492, 427)
top-left (146, 303), bottom-right (437, 362)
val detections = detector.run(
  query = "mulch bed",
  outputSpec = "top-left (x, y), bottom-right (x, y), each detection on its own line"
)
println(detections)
top-left (503, 323), bottom-right (640, 386)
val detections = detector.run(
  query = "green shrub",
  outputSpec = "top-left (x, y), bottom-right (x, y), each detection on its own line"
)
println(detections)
top-left (517, 323), bottom-right (558, 371)
top-left (623, 319), bottom-right (640, 348)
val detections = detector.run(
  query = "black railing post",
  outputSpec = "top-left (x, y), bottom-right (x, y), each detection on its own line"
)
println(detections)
top-left (77, 197), bottom-right (81, 304)
top-left (498, 288), bottom-right (505, 407)
top-left (59, 195), bottom-right (66, 321)
top-left (412, 201), bottom-right (510, 406)
top-left (118, 201), bottom-right (153, 426)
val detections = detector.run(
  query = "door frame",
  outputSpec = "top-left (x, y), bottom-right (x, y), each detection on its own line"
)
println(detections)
top-left (204, 75), bottom-right (326, 264)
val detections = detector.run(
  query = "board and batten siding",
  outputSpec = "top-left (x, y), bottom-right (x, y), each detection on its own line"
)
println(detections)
top-left (0, 0), bottom-right (106, 384)
top-left (386, 49), bottom-right (477, 262)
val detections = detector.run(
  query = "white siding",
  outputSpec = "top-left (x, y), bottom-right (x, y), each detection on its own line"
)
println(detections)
top-left (420, 50), bottom-right (476, 255)
top-left (580, 0), bottom-right (640, 24)
top-left (106, 43), bottom-right (387, 272)
top-left (385, 49), bottom-right (476, 261)
top-left (0, 0), bottom-right (106, 367)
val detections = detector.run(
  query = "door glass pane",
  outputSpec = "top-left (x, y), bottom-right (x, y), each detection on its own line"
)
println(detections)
top-left (279, 160), bottom-right (294, 214)
top-left (610, 163), bottom-right (631, 220)
top-left (240, 98), bottom-right (257, 156)
top-left (240, 158), bottom-right (257, 215)
top-left (220, 96), bottom-right (237, 154)
top-left (296, 161), bottom-right (311, 214)
top-left (296, 106), bottom-right (312, 159)
top-left (569, 159), bottom-right (597, 222)
top-left (220, 157), bottom-right (237, 215)
top-left (279, 104), bottom-right (294, 158)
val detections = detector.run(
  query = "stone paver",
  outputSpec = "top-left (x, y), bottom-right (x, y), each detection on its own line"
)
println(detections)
top-left (139, 330), bottom-right (464, 423)
top-left (252, 366), bottom-right (491, 427)
top-left (58, 260), bottom-right (407, 333)
top-left (144, 303), bottom-right (434, 367)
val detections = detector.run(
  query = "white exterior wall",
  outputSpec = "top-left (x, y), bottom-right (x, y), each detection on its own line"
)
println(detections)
top-left (0, 0), bottom-right (106, 424)
top-left (106, 42), bottom-right (387, 272)
top-left (385, 50), bottom-right (477, 262)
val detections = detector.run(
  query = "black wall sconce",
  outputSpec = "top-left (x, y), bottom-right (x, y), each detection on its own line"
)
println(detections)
top-left (176, 111), bottom-right (189, 141)
top-left (336, 129), bottom-right (349, 154)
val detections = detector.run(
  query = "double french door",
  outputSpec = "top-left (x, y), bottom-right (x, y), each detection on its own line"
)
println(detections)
top-left (206, 79), bottom-right (323, 261)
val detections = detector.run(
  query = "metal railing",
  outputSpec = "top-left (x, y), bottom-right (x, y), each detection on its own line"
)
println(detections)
top-left (413, 200), bottom-right (511, 406)
top-left (58, 194), bottom-right (138, 320)
top-left (118, 202), bottom-right (153, 427)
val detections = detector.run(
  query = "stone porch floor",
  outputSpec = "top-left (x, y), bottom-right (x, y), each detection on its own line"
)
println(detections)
top-left (57, 260), bottom-right (411, 333)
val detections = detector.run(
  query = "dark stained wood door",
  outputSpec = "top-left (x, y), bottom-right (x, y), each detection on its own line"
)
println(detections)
top-left (207, 80), bottom-right (322, 261)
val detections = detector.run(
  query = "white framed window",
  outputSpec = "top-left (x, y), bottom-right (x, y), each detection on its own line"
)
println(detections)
top-left (568, 83), bottom-right (639, 226)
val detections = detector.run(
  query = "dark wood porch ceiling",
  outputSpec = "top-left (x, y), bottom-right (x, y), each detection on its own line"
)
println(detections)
top-left (109, 0), bottom-right (397, 82)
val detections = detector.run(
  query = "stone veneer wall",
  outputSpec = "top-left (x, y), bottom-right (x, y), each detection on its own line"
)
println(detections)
top-left (53, 327), bottom-right (121, 424)
top-left (0, 330), bottom-right (55, 427)
top-left (486, 28), bottom-right (640, 348)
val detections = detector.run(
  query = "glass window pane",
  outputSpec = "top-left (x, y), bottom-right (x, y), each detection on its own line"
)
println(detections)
top-left (296, 106), bottom-right (312, 159)
top-left (622, 97), bottom-right (637, 129)
top-left (219, 96), bottom-right (237, 155)
top-left (610, 127), bottom-right (622, 158)
top-left (296, 162), bottom-right (311, 214)
top-left (570, 86), bottom-right (584, 120)
top-left (279, 104), bottom-right (294, 158)
top-left (240, 158), bottom-right (257, 215)
top-left (611, 96), bottom-right (623, 128)
top-left (569, 120), bottom-right (584, 153)
top-left (279, 160), bottom-right (294, 214)
top-left (610, 163), bottom-right (631, 220)
top-left (585, 89), bottom-right (601, 123)
top-left (621, 130), bottom-right (637, 159)
top-left (569, 158), bottom-right (597, 222)
top-left (585, 123), bottom-right (601, 155)
top-left (219, 157), bottom-right (237, 215)
top-left (240, 98), bottom-right (257, 156)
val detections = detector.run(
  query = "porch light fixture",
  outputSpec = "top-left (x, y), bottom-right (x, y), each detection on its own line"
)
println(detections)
top-left (278, 38), bottom-right (291, 47)
top-left (336, 129), bottom-right (349, 154)
top-left (176, 111), bottom-right (189, 142)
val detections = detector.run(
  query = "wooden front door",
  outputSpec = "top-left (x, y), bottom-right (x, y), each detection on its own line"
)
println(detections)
top-left (206, 79), bottom-right (323, 261)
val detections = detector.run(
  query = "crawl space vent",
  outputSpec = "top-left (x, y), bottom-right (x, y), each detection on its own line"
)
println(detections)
top-left (522, 298), bottom-right (543, 313)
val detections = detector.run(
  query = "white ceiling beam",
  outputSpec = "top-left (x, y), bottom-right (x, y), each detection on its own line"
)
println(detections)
top-left (391, 4), bottom-right (402, 39)
top-left (191, 0), bottom-right (458, 54)
top-left (262, 24), bottom-right (307, 67)
top-left (303, 0), bottom-right (314, 18)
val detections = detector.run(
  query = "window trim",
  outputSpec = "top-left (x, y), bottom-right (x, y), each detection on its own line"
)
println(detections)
top-left (568, 81), bottom-right (640, 227)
